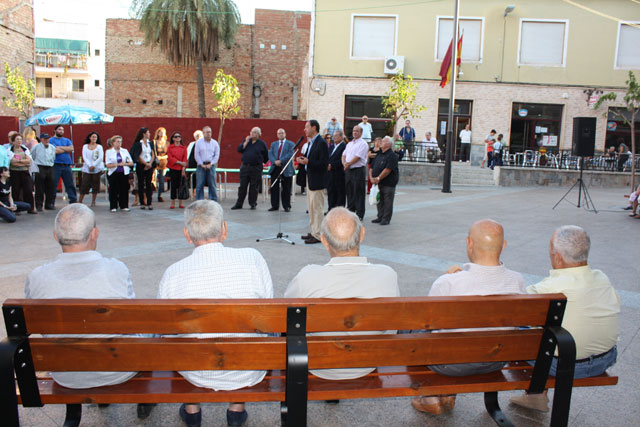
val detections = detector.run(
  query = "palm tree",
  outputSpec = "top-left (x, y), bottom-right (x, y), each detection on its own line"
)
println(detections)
top-left (131, 0), bottom-right (241, 117)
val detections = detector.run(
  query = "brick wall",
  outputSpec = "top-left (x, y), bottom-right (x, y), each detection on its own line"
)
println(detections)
top-left (105, 9), bottom-right (310, 120)
top-left (0, 0), bottom-right (34, 117)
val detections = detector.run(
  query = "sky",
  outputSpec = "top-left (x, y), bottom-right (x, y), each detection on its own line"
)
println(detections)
top-left (34, 0), bottom-right (313, 25)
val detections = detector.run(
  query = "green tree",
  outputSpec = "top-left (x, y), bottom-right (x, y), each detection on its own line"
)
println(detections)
top-left (2, 62), bottom-right (35, 119)
top-left (381, 72), bottom-right (426, 137)
top-left (211, 69), bottom-right (240, 144)
top-left (594, 71), bottom-right (640, 191)
top-left (131, 0), bottom-right (241, 118)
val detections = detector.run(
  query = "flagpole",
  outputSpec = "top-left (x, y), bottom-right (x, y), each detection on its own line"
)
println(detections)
top-left (442, 0), bottom-right (460, 193)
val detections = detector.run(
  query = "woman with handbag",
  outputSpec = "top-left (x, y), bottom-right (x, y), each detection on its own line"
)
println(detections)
top-left (167, 131), bottom-right (188, 209)
top-left (130, 127), bottom-right (156, 210)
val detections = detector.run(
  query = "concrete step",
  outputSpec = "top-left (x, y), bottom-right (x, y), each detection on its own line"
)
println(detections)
top-left (451, 165), bottom-right (497, 185)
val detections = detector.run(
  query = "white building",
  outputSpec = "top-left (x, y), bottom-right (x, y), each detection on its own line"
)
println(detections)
top-left (34, 5), bottom-right (105, 111)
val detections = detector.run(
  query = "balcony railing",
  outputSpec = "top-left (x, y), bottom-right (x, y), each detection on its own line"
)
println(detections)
top-left (35, 52), bottom-right (87, 70)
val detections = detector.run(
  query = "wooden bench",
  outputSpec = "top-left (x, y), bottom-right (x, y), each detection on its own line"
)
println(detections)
top-left (1, 294), bottom-right (618, 426)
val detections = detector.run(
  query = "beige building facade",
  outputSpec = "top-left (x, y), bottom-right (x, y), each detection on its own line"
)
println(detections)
top-left (307, 0), bottom-right (640, 161)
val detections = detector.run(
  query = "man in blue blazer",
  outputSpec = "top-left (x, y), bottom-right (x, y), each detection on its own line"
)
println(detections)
top-left (268, 129), bottom-right (295, 212)
top-left (327, 130), bottom-right (346, 210)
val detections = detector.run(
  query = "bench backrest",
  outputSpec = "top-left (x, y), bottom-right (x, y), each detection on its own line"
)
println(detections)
top-left (3, 294), bottom-right (567, 373)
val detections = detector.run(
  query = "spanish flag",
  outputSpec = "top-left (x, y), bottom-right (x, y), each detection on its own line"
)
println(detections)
top-left (439, 33), bottom-right (463, 88)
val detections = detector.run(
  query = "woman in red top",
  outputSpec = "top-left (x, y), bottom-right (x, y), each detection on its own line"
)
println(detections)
top-left (166, 131), bottom-right (188, 209)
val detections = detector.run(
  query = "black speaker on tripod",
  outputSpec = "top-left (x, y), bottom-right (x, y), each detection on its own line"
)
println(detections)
top-left (572, 117), bottom-right (596, 157)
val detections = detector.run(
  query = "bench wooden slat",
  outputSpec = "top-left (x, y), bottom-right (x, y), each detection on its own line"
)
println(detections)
top-left (4, 295), bottom-right (563, 334)
top-left (27, 331), bottom-right (543, 371)
top-left (20, 366), bottom-right (617, 405)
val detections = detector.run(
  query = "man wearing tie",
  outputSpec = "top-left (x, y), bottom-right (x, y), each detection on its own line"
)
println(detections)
top-left (268, 129), bottom-right (295, 212)
top-left (327, 130), bottom-right (346, 210)
top-left (297, 119), bottom-right (328, 244)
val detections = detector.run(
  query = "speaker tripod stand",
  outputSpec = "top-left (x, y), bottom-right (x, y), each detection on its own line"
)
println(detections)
top-left (553, 156), bottom-right (597, 213)
top-left (257, 147), bottom-right (299, 245)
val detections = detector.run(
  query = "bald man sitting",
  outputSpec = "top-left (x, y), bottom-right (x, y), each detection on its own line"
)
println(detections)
top-left (285, 207), bottom-right (399, 380)
top-left (411, 219), bottom-right (526, 416)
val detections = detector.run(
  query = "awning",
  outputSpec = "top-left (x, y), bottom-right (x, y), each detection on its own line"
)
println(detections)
top-left (35, 38), bottom-right (88, 54)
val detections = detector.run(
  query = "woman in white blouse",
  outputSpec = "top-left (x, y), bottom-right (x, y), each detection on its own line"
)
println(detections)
top-left (79, 131), bottom-right (105, 207)
top-left (104, 135), bottom-right (133, 212)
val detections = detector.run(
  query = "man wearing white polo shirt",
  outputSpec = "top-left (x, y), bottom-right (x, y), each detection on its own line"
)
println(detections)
top-left (342, 125), bottom-right (369, 220)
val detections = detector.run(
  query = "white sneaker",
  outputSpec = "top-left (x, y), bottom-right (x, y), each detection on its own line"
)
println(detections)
top-left (509, 392), bottom-right (549, 412)
top-left (111, 209), bottom-right (117, 212)
top-left (122, 208), bottom-right (130, 212)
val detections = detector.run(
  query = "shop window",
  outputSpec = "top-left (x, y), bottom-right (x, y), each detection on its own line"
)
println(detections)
top-left (344, 95), bottom-right (391, 138)
top-left (351, 15), bottom-right (397, 59)
top-left (436, 17), bottom-right (483, 62)
top-left (615, 22), bottom-right (640, 69)
top-left (36, 77), bottom-right (52, 98)
top-left (518, 20), bottom-right (568, 66)
top-left (72, 79), bottom-right (85, 92)
top-left (510, 102), bottom-right (563, 153)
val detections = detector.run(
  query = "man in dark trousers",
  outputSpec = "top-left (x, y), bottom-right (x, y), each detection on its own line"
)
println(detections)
top-left (327, 130), bottom-right (346, 210)
top-left (267, 128), bottom-right (295, 212)
top-left (232, 127), bottom-right (269, 210)
top-left (297, 119), bottom-right (328, 244)
top-left (370, 136), bottom-right (399, 226)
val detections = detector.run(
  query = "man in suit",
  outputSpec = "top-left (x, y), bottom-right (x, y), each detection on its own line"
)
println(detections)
top-left (268, 128), bottom-right (295, 212)
top-left (327, 130), bottom-right (346, 210)
top-left (297, 119), bottom-right (328, 244)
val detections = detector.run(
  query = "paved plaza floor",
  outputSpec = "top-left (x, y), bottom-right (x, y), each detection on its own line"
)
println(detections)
top-left (1, 183), bottom-right (638, 426)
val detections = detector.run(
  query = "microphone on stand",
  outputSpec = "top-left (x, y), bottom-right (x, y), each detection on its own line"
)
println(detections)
top-left (293, 135), bottom-right (305, 150)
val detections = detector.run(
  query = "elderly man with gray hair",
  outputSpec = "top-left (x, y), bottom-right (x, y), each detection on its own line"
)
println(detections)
top-left (369, 136), bottom-right (399, 226)
top-left (510, 225), bottom-right (620, 412)
top-left (232, 126), bottom-right (269, 210)
top-left (158, 200), bottom-right (273, 427)
top-left (285, 207), bottom-right (399, 379)
top-left (25, 204), bottom-right (152, 426)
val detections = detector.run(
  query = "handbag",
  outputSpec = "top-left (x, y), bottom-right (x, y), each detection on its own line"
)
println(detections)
top-left (178, 175), bottom-right (189, 200)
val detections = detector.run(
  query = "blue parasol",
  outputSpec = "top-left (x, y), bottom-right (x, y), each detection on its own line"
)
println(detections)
top-left (25, 105), bottom-right (114, 126)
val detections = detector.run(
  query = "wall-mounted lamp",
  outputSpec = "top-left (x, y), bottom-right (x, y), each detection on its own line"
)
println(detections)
top-left (504, 5), bottom-right (515, 17)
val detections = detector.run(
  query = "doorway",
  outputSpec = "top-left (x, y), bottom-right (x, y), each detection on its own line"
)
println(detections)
top-left (437, 99), bottom-right (473, 159)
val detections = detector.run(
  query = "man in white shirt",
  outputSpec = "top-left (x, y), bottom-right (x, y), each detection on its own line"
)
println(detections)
top-left (412, 219), bottom-right (526, 416)
top-left (194, 126), bottom-right (220, 201)
top-left (158, 200), bottom-right (273, 427)
top-left (458, 123), bottom-right (472, 162)
top-left (30, 133), bottom-right (57, 211)
top-left (324, 116), bottom-right (343, 137)
top-left (285, 207), bottom-right (399, 379)
top-left (342, 125), bottom-right (369, 220)
top-left (357, 115), bottom-right (373, 142)
top-left (510, 225), bottom-right (620, 412)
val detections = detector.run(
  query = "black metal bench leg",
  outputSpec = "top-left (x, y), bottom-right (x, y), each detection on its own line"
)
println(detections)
top-left (0, 341), bottom-right (20, 427)
top-left (484, 391), bottom-right (514, 427)
top-left (281, 307), bottom-right (308, 427)
top-left (548, 326), bottom-right (575, 427)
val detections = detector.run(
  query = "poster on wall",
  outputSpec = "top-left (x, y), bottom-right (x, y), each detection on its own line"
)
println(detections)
top-left (440, 121), bottom-right (447, 135)
top-left (542, 135), bottom-right (558, 147)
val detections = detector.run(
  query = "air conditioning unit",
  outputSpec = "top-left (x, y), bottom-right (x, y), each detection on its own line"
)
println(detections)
top-left (384, 56), bottom-right (404, 75)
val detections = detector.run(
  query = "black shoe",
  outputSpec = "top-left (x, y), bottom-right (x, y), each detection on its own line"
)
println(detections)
top-left (141, 206), bottom-right (146, 210)
top-left (63, 404), bottom-right (81, 427)
top-left (371, 218), bottom-right (382, 223)
top-left (158, 196), bottom-right (164, 203)
top-left (305, 236), bottom-right (321, 244)
top-left (231, 205), bottom-right (242, 210)
top-left (301, 233), bottom-right (312, 240)
top-left (137, 403), bottom-right (156, 419)
top-left (44, 205), bottom-right (56, 210)
top-left (37, 207), bottom-right (43, 212)
top-left (147, 205), bottom-right (153, 210)
top-left (284, 207), bottom-right (290, 212)
top-left (250, 205), bottom-right (256, 210)
top-left (624, 206), bottom-right (633, 210)
top-left (227, 409), bottom-right (248, 426)
top-left (268, 207), bottom-right (278, 211)
top-left (179, 404), bottom-right (202, 427)
top-left (379, 219), bottom-right (390, 225)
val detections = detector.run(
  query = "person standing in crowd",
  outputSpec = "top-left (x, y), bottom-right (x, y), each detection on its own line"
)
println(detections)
top-left (158, 200), bottom-right (273, 427)
top-left (231, 127), bottom-right (268, 210)
top-left (22, 127), bottom-right (38, 150)
top-left (0, 141), bottom-right (11, 168)
top-left (370, 136), bottom-right (399, 226)
top-left (167, 131), bottom-right (188, 209)
top-left (30, 133), bottom-right (57, 211)
top-left (187, 129), bottom-right (203, 199)
top-left (358, 115), bottom-right (374, 143)
top-left (397, 119), bottom-right (416, 161)
top-left (327, 130), bottom-right (346, 210)
top-left (492, 134), bottom-right (504, 169)
top-left (617, 142), bottom-right (630, 172)
top-left (482, 129), bottom-right (496, 168)
top-left (154, 127), bottom-right (168, 203)
top-left (49, 125), bottom-right (77, 205)
top-left (298, 119), bottom-right (328, 244)
top-left (342, 125), bottom-right (368, 221)
top-left (104, 135), bottom-right (133, 212)
top-left (194, 126), bottom-right (219, 201)
top-left (0, 167), bottom-right (31, 222)
top-left (458, 123), bottom-right (472, 162)
top-left (267, 128), bottom-right (294, 212)
top-left (78, 132), bottom-right (104, 207)
top-left (8, 133), bottom-right (36, 214)
top-left (324, 116), bottom-right (343, 138)
top-left (130, 127), bottom-right (156, 210)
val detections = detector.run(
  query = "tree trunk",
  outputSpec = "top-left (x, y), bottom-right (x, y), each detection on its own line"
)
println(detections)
top-left (196, 57), bottom-right (205, 118)
top-left (218, 117), bottom-right (224, 145)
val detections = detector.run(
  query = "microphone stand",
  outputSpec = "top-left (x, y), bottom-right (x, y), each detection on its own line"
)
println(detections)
top-left (257, 146), bottom-right (300, 245)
